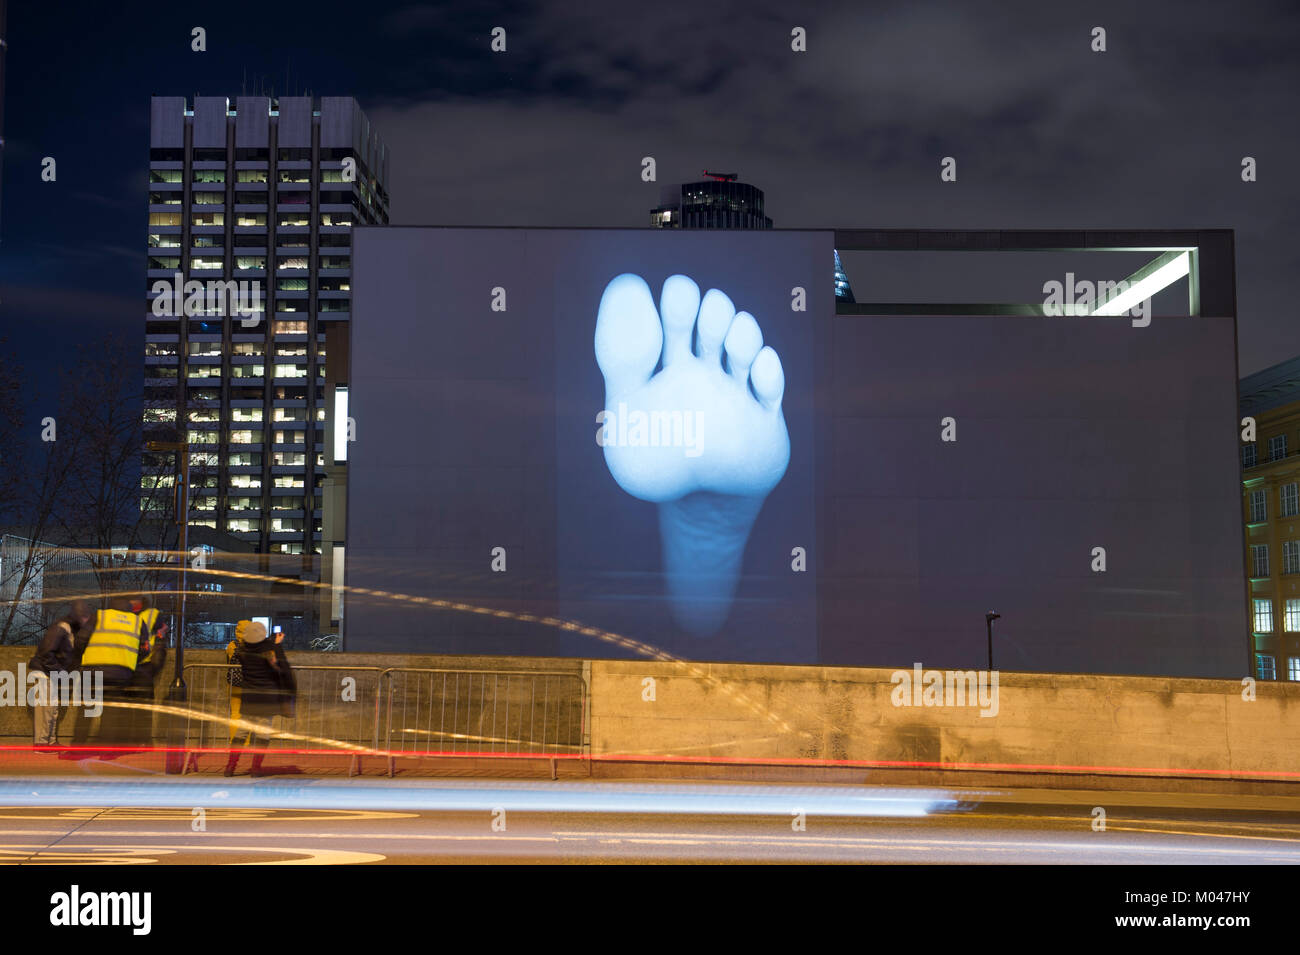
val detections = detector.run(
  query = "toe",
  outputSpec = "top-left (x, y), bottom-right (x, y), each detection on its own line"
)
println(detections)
top-left (659, 274), bottom-right (701, 366)
top-left (695, 288), bottom-right (735, 363)
top-left (595, 273), bottom-right (663, 397)
top-left (723, 311), bottom-right (763, 383)
top-left (749, 346), bottom-right (785, 410)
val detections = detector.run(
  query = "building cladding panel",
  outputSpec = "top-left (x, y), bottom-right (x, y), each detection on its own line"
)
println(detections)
top-left (234, 97), bottom-right (270, 147)
top-left (150, 97), bottom-right (186, 148)
top-left (277, 96), bottom-right (313, 146)
top-left (318, 96), bottom-right (354, 147)
top-left (191, 97), bottom-right (229, 147)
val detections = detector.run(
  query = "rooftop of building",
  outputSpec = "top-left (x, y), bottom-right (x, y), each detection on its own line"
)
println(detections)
top-left (1241, 355), bottom-right (1300, 416)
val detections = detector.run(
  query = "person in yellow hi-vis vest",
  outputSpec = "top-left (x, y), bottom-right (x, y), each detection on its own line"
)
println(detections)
top-left (124, 597), bottom-right (170, 746)
top-left (73, 595), bottom-right (163, 750)
top-left (225, 630), bottom-right (244, 748)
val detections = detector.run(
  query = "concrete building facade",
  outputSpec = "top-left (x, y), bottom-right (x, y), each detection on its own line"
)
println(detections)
top-left (1240, 356), bottom-right (1300, 680)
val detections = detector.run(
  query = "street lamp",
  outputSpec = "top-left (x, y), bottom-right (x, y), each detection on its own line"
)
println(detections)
top-left (985, 611), bottom-right (1001, 671)
top-left (145, 440), bottom-right (188, 774)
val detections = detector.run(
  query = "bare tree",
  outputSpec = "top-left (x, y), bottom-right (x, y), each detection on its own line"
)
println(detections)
top-left (54, 334), bottom-right (177, 605)
top-left (0, 338), bottom-right (80, 643)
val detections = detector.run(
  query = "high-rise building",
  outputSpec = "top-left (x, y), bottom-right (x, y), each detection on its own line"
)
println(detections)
top-left (1239, 356), bottom-right (1300, 681)
top-left (143, 95), bottom-right (389, 638)
top-left (650, 172), bottom-right (773, 230)
top-left (649, 170), bottom-right (856, 302)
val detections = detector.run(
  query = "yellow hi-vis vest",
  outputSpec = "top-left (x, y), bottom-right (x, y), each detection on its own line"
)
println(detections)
top-left (137, 608), bottom-right (161, 662)
top-left (81, 608), bottom-right (142, 671)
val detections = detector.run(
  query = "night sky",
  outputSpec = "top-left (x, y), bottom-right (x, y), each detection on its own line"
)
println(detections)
top-left (1, 0), bottom-right (1297, 412)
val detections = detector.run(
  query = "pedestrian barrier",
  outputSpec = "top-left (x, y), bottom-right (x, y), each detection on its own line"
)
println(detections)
top-left (178, 663), bottom-right (384, 775)
top-left (379, 668), bottom-right (589, 776)
top-left (172, 662), bottom-right (589, 776)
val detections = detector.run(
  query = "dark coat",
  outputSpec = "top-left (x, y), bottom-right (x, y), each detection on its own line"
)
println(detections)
top-left (233, 641), bottom-right (296, 717)
top-left (29, 614), bottom-right (87, 674)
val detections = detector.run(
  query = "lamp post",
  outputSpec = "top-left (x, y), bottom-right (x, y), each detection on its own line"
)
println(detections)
top-left (985, 611), bottom-right (1001, 671)
top-left (146, 440), bottom-right (188, 774)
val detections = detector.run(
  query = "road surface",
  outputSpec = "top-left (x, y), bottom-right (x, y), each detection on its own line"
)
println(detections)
top-left (0, 776), bottom-right (1295, 863)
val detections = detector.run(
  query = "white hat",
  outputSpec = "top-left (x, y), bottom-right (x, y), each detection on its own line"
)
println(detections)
top-left (236, 620), bottom-right (267, 644)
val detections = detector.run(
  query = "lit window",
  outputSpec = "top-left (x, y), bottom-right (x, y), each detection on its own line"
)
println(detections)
top-left (1254, 598), bottom-right (1274, 633)
top-left (1256, 653), bottom-right (1276, 680)
top-left (1290, 657), bottom-right (1300, 681)
top-left (1248, 489), bottom-right (1266, 523)
top-left (1286, 599), bottom-right (1300, 632)
top-left (1286, 542), bottom-right (1300, 576)
top-left (1252, 544), bottom-right (1269, 578)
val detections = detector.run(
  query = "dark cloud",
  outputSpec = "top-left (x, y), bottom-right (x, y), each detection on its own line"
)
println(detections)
top-left (2, 0), bottom-right (1296, 375)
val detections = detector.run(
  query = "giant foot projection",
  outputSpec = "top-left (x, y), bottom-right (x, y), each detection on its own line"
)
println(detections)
top-left (595, 272), bottom-right (791, 635)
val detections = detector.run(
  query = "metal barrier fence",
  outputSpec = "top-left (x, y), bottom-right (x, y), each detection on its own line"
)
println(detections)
top-left (175, 662), bottom-right (589, 775)
top-left (179, 664), bottom-right (384, 775)
top-left (380, 668), bottom-right (588, 775)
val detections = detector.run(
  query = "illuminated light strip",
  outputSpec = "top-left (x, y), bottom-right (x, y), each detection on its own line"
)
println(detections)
top-left (0, 781), bottom-right (949, 818)
top-left (1090, 250), bottom-right (1190, 316)
top-left (4, 744), bottom-right (1300, 781)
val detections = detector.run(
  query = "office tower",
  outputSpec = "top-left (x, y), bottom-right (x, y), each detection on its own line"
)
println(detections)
top-left (649, 171), bottom-right (855, 301)
top-left (650, 171), bottom-right (772, 230)
top-left (144, 95), bottom-right (389, 638)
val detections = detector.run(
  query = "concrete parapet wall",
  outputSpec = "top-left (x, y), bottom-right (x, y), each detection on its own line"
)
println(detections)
top-left (2, 646), bottom-right (1296, 784)
top-left (587, 660), bottom-right (1300, 781)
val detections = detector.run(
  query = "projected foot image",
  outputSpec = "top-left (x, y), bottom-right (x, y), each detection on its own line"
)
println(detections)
top-left (594, 273), bottom-right (791, 635)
